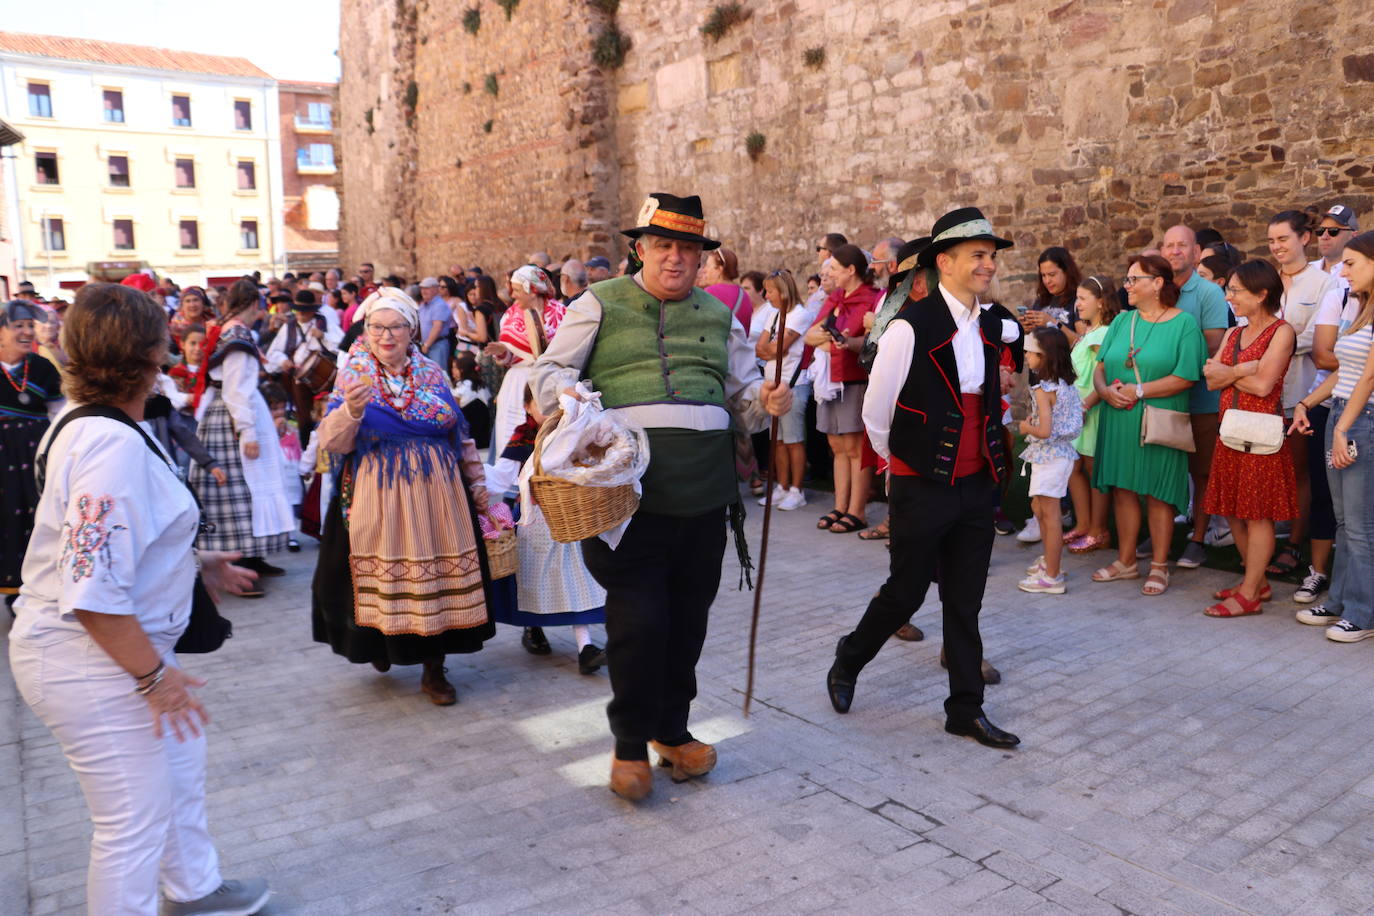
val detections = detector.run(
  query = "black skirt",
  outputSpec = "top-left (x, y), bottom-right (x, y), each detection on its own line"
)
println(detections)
top-left (310, 490), bottom-right (503, 666)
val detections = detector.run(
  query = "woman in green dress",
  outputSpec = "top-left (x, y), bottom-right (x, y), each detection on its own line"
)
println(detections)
top-left (1090, 254), bottom-right (1207, 596)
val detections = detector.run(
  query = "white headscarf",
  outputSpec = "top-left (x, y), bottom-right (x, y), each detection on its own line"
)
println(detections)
top-left (511, 264), bottom-right (554, 297)
top-left (355, 286), bottom-right (420, 332)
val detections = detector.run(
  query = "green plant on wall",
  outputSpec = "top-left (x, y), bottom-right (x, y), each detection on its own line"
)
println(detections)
top-left (482, 119), bottom-right (494, 133)
top-left (404, 80), bottom-right (419, 110)
top-left (701, 2), bottom-right (747, 42)
top-left (462, 81), bottom-right (472, 94)
top-left (803, 46), bottom-right (825, 69)
top-left (364, 108), bottom-right (374, 134)
top-left (496, 0), bottom-right (520, 18)
top-left (593, 23), bottom-right (632, 69)
top-left (462, 6), bottom-right (481, 34)
top-left (484, 73), bottom-right (500, 96)
top-left (745, 131), bottom-right (766, 161)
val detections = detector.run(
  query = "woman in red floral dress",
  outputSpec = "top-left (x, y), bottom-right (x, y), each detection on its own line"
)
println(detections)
top-left (1202, 260), bottom-right (1298, 617)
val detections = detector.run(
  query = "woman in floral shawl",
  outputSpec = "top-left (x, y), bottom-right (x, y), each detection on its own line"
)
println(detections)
top-left (311, 288), bottom-right (498, 705)
top-left (484, 265), bottom-right (565, 459)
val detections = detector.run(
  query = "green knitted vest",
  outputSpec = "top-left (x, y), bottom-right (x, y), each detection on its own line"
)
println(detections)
top-left (584, 277), bottom-right (737, 516)
top-left (584, 277), bottom-right (731, 408)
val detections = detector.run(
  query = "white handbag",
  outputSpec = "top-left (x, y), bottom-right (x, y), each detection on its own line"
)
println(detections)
top-left (1218, 328), bottom-right (1285, 455)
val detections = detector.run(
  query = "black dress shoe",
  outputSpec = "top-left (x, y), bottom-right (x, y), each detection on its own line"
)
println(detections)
top-left (521, 626), bottom-right (552, 655)
top-left (578, 644), bottom-right (606, 674)
top-left (237, 557), bottom-right (286, 577)
top-left (945, 716), bottom-right (1020, 749)
top-left (826, 637), bottom-right (856, 714)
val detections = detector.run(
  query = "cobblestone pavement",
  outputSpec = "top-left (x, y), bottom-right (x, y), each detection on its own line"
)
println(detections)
top-left (6, 490), bottom-right (1374, 915)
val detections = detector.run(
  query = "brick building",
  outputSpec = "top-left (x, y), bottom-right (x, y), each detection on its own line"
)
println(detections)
top-left (278, 80), bottom-right (339, 273)
top-left (337, 0), bottom-right (1374, 302)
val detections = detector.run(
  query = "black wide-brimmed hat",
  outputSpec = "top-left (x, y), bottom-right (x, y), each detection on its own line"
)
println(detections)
top-left (291, 289), bottom-right (320, 310)
top-left (891, 236), bottom-right (932, 281)
top-left (917, 207), bottom-right (1013, 269)
top-left (621, 193), bottom-right (721, 250)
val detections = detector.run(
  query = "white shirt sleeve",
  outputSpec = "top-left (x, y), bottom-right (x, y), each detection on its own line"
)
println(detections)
top-left (1001, 319), bottom-right (1021, 344)
top-left (1314, 285), bottom-right (1347, 327)
top-left (220, 350), bottom-right (260, 444)
top-left (862, 320), bottom-right (914, 460)
top-left (263, 328), bottom-right (290, 374)
top-left (530, 289), bottom-right (602, 416)
top-left (725, 314), bottom-right (769, 433)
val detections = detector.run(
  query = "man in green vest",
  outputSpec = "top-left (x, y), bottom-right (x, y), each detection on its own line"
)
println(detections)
top-left (532, 193), bottom-right (791, 801)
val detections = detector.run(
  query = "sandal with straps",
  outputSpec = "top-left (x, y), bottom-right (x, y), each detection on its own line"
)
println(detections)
top-left (829, 512), bottom-right (868, 534)
top-left (1213, 583), bottom-right (1273, 602)
top-left (1204, 592), bottom-right (1264, 617)
top-left (816, 509), bottom-right (844, 530)
top-left (1091, 559), bottom-right (1139, 582)
top-left (1142, 562), bottom-right (1170, 596)
top-left (1266, 542), bottom-right (1301, 577)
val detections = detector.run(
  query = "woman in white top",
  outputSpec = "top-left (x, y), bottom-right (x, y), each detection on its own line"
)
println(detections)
top-left (9, 282), bottom-right (264, 916)
top-left (189, 279), bottom-right (294, 587)
top-left (1290, 232), bottom-right (1374, 642)
top-left (753, 269), bottom-right (814, 511)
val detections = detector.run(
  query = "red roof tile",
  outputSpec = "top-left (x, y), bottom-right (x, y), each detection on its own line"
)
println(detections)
top-left (0, 31), bottom-right (272, 80)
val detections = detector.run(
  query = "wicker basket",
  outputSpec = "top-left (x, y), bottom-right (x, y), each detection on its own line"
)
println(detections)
top-left (528, 411), bottom-right (639, 543)
top-left (483, 519), bottom-right (518, 579)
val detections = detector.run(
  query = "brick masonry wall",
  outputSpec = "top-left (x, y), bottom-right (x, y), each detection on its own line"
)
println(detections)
top-left (339, 0), bottom-right (1374, 298)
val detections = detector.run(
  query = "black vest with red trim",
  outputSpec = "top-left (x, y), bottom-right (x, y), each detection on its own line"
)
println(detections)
top-left (887, 291), bottom-right (1009, 484)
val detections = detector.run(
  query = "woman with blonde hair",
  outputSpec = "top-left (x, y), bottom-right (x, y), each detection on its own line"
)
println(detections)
top-left (753, 268), bottom-right (815, 509)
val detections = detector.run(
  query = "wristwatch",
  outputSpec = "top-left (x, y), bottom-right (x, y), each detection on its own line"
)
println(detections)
top-left (1134, 383), bottom-right (1145, 399)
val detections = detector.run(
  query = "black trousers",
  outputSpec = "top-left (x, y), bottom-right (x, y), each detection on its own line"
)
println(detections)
top-left (838, 472), bottom-right (996, 722)
top-left (581, 509), bottom-right (726, 753)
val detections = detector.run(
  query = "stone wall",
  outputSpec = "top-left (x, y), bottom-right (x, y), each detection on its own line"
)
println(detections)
top-left (339, 0), bottom-right (1374, 298)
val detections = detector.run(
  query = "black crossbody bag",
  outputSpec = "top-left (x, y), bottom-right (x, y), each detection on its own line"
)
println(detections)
top-left (36, 405), bottom-right (232, 654)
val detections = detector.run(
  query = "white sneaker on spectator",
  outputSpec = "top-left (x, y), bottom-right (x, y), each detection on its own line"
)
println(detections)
top-left (1204, 524), bottom-right (1235, 548)
top-left (757, 484), bottom-right (785, 507)
top-left (1026, 555), bottom-right (1047, 576)
top-left (1018, 572), bottom-right (1066, 594)
top-left (1326, 619), bottom-right (1374, 642)
top-left (1016, 517), bottom-right (1042, 543)
top-left (776, 487), bottom-right (806, 511)
top-left (1296, 603), bottom-right (1342, 626)
top-left (1293, 566), bottom-right (1330, 605)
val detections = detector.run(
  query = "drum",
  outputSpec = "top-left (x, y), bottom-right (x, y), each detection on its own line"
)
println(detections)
top-left (295, 350), bottom-right (337, 395)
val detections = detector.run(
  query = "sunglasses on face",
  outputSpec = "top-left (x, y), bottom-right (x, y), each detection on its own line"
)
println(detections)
top-left (1314, 227), bottom-right (1351, 238)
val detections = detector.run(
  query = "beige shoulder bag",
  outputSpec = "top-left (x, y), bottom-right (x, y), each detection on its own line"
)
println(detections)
top-left (1131, 312), bottom-right (1196, 452)
top-left (1217, 326), bottom-right (1285, 455)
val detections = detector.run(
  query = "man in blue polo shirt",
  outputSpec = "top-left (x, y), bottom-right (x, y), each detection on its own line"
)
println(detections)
top-left (1154, 225), bottom-right (1229, 569)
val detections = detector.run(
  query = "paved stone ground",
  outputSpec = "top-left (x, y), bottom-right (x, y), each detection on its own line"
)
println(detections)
top-left (6, 490), bottom-right (1374, 916)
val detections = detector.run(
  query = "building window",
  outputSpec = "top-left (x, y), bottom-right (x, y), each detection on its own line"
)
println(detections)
top-left (240, 220), bottom-right (259, 250)
top-left (234, 99), bottom-right (252, 130)
top-left (171, 94), bottom-right (192, 127)
top-left (35, 151), bottom-right (59, 185)
top-left (297, 144), bottom-right (335, 169)
top-left (28, 83), bottom-right (52, 118)
top-left (175, 158), bottom-right (195, 189)
top-left (179, 220), bottom-right (200, 250)
top-left (298, 101), bottom-right (332, 127)
top-left (113, 219), bottom-right (135, 250)
top-left (236, 160), bottom-right (256, 190)
top-left (42, 217), bottom-right (65, 251)
top-left (103, 89), bottom-right (124, 123)
top-left (108, 155), bottom-right (130, 187)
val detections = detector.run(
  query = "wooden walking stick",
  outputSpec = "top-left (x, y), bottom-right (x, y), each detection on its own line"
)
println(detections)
top-left (744, 319), bottom-right (789, 717)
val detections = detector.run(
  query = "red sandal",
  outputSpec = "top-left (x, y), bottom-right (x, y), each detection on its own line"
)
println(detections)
top-left (1204, 592), bottom-right (1264, 618)
top-left (1212, 583), bottom-right (1273, 602)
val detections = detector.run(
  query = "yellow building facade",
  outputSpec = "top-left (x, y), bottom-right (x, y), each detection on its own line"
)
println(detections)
top-left (0, 32), bottom-right (286, 295)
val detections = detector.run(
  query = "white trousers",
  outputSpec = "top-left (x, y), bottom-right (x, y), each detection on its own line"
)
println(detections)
top-left (9, 634), bottom-right (221, 916)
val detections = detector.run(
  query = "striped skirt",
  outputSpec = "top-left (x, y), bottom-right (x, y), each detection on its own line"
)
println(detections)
top-left (189, 400), bottom-right (290, 556)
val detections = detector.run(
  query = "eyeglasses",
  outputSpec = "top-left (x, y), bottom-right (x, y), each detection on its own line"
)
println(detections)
top-left (365, 323), bottom-right (410, 338)
top-left (1121, 275), bottom-right (1156, 286)
top-left (815, 246), bottom-right (829, 253)
top-left (1224, 285), bottom-right (1245, 297)
top-left (1314, 227), bottom-right (1351, 237)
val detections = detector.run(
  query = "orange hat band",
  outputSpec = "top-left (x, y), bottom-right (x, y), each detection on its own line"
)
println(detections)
top-left (648, 210), bottom-right (706, 235)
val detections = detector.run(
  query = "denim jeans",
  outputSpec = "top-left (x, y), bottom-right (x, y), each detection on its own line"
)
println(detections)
top-left (1324, 398), bottom-right (1374, 628)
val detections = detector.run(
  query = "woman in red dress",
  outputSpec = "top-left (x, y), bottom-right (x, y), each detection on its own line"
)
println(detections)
top-left (1202, 260), bottom-right (1298, 617)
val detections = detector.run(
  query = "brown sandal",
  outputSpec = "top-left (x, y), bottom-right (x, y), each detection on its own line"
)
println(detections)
top-left (1091, 559), bottom-right (1139, 582)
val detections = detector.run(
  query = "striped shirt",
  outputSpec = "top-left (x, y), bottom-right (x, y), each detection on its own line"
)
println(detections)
top-left (1332, 323), bottom-right (1374, 403)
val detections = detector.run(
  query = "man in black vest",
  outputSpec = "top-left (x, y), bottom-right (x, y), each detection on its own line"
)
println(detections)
top-left (825, 207), bottom-right (1022, 749)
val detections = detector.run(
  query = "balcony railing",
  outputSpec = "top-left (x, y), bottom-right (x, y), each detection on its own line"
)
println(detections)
top-left (294, 116), bottom-right (333, 131)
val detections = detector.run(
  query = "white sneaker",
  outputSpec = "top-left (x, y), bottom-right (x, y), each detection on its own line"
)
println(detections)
top-left (756, 484), bottom-right (785, 507)
top-left (776, 488), bottom-right (807, 511)
top-left (1025, 555), bottom-right (1047, 576)
top-left (1016, 517), bottom-right (1042, 543)
top-left (1326, 619), bottom-right (1374, 642)
top-left (1018, 572), bottom-right (1066, 594)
